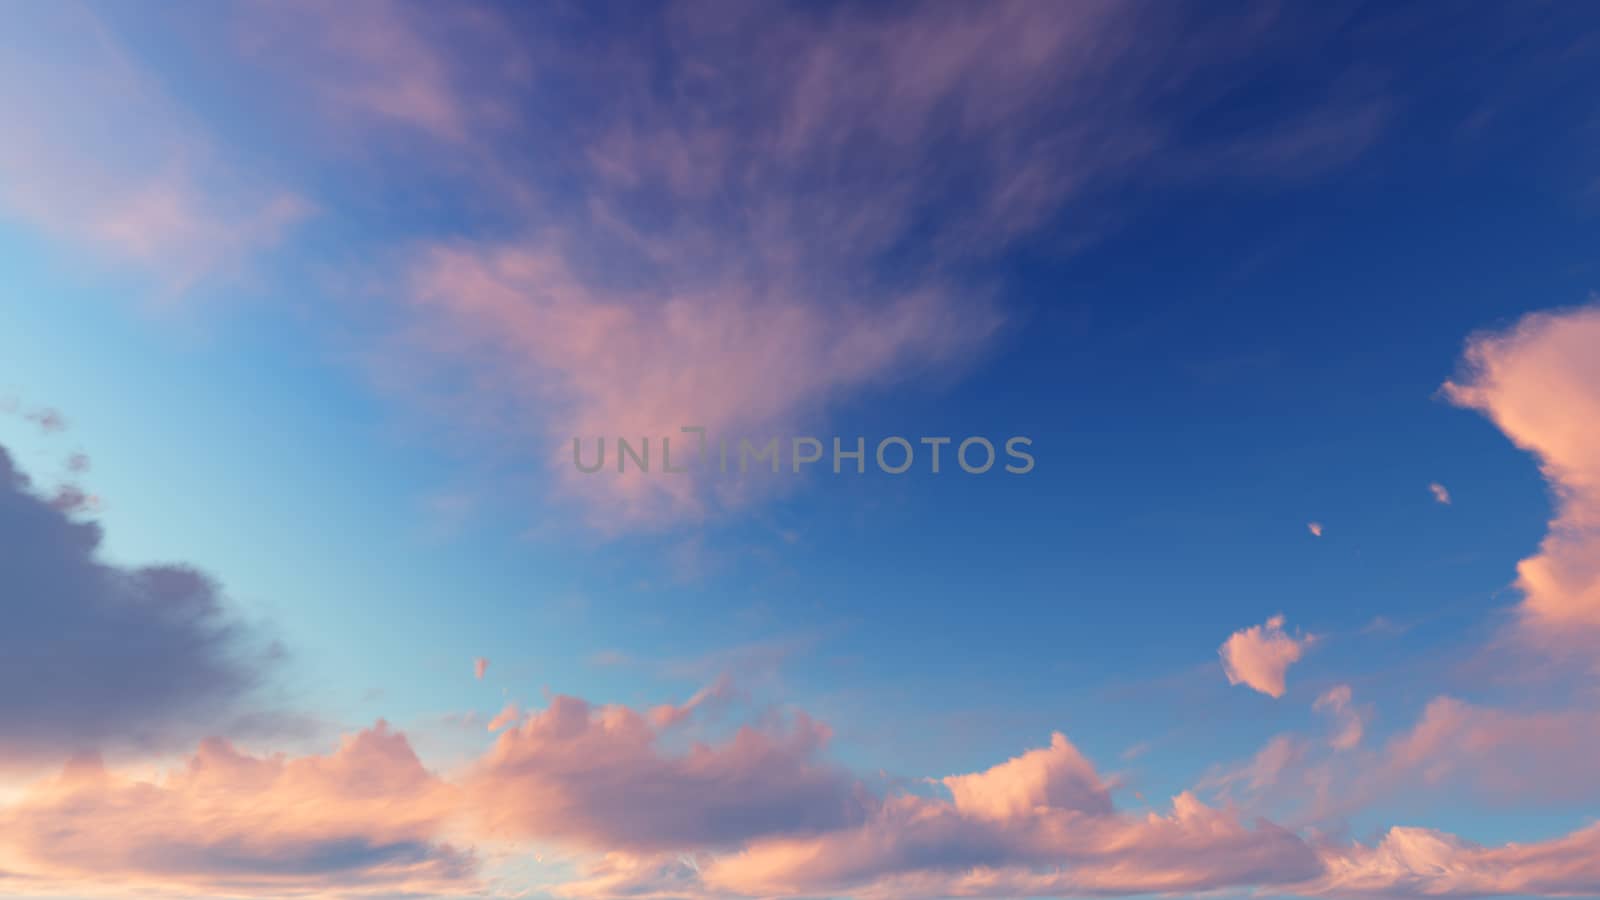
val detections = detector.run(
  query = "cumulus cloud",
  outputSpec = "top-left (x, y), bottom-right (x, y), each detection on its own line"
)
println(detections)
top-left (0, 444), bottom-right (276, 762)
top-left (1429, 482), bottom-right (1452, 505)
top-left (3, 671), bottom-right (1597, 900)
top-left (1444, 304), bottom-right (1600, 636)
top-left (395, 240), bottom-right (1000, 527)
top-left (1220, 615), bottom-right (1309, 698)
top-left (0, 723), bottom-right (472, 896)
top-left (463, 694), bottom-right (867, 852)
top-left (1308, 521), bottom-right (1325, 537)
top-left (941, 732), bottom-right (1112, 819)
top-left (474, 657), bottom-right (489, 680)
top-left (1310, 821), bottom-right (1600, 898)
top-left (699, 735), bottom-right (1321, 899)
top-left (1377, 697), bottom-right (1600, 807)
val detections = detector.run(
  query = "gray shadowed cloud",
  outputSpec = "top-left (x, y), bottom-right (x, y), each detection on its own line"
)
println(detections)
top-left (0, 444), bottom-right (279, 762)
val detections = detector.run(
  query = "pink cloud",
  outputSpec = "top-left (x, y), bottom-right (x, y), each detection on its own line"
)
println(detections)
top-left (699, 737), bottom-right (1320, 899)
top-left (1310, 821), bottom-right (1600, 897)
top-left (1429, 482), bottom-right (1452, 505)
top-left (1220, 615), bottom-right (1309, 698)
top-left (392, 238), bottom-right (1000, 527)
top-left (941, 732), bottom-right (1112, 819)
top-left (0, 723), bottom-right (472, 896)
top-left (474, 657), bottom-right (489, 680)
top-left (1313, 685), bottom-right (1366, 751)
top-left (485, 702), bottom-right (519, 732)
top-left (1204, 694), bottom-right (1600, 827)
top-left (237, 0), bottom-right (1390, 532)
top-left (0, 5), bottom-right (307, 296)
top-left (1444, 304), bottom-right (1600, 636)
top-left (1378, 697), bottom-right (1600, 806)
top-left (462, 693), bottom-right (866, 852)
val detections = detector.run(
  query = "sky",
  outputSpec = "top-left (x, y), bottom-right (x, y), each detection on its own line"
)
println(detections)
top-left (2, 1), bottom-right (1600, 898)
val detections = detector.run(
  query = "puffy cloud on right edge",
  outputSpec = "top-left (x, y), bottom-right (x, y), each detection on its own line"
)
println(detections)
top-left (1444, 304), bottom-right (1600, 637)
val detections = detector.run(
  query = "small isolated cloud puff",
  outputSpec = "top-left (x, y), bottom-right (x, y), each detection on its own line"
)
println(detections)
top-left (1444, 304), bottom-right (1600, 635)
top-left (473, 657), bottom-right (488, 680)
top-left (1308, 521), bottom-right (1324, 537)
top-left (1429, 482), bottom-right (1451, 505)
top-left (1220, 615), bottom-right (1309, 698)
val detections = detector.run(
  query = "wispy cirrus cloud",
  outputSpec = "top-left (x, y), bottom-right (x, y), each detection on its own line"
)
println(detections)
top-left (0, 4), bottom-right (308, 296)
top-left (1204, 693), bottom-right (1600, 828)
top-left (5, 663), bottom-right (1600, 900)
top-left (1313, 685), bottom-right (1367, 751)
top-left (213, 0), bottom-right (1392, 530)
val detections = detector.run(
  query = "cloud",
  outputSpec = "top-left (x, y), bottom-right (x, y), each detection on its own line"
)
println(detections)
top-left (463, 693), bottom-right (867, 853)
top-left (1309, 821), bottom-right (1600, 898)
top-left (393, 239), bottom-right (1001, 528)
top-left (699, 736), bottom-right (1321, 899)
top-left (26, 408), bottom-right (67, 434)
top-left (485, 703), bottom-right (519, 733)
top-left (1377, 697), bottom-right (1600, 807)
top-left (1220, 615), bottom-right (1309, 698)
top-left (0, 723), bottom-right (473, 896)
top-left (1313, 685), bottom-right (1366, 751)
top-left (1204, 695), bottom-right (1600, 827)
top-left (474, 657), bottom-right (489, 680)
top-left (1308, 521), bottom-right (1325, 537)
top-left (251, 0), bottom-right (1389, 531)
top-left (1429, 482), bottom-right (1452, 505)
top-left (1444, 304), bottom-right (1600, 635)
top-left (0, 444), bottom-right (277, 763)
top-left (0, 4), bottom-right (307, 295)
top-left (940, 732), bottom-right (1112, 819)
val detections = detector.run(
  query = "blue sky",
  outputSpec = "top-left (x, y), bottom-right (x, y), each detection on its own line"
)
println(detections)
top-left (3, 3), bottom-right (1600, 899)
